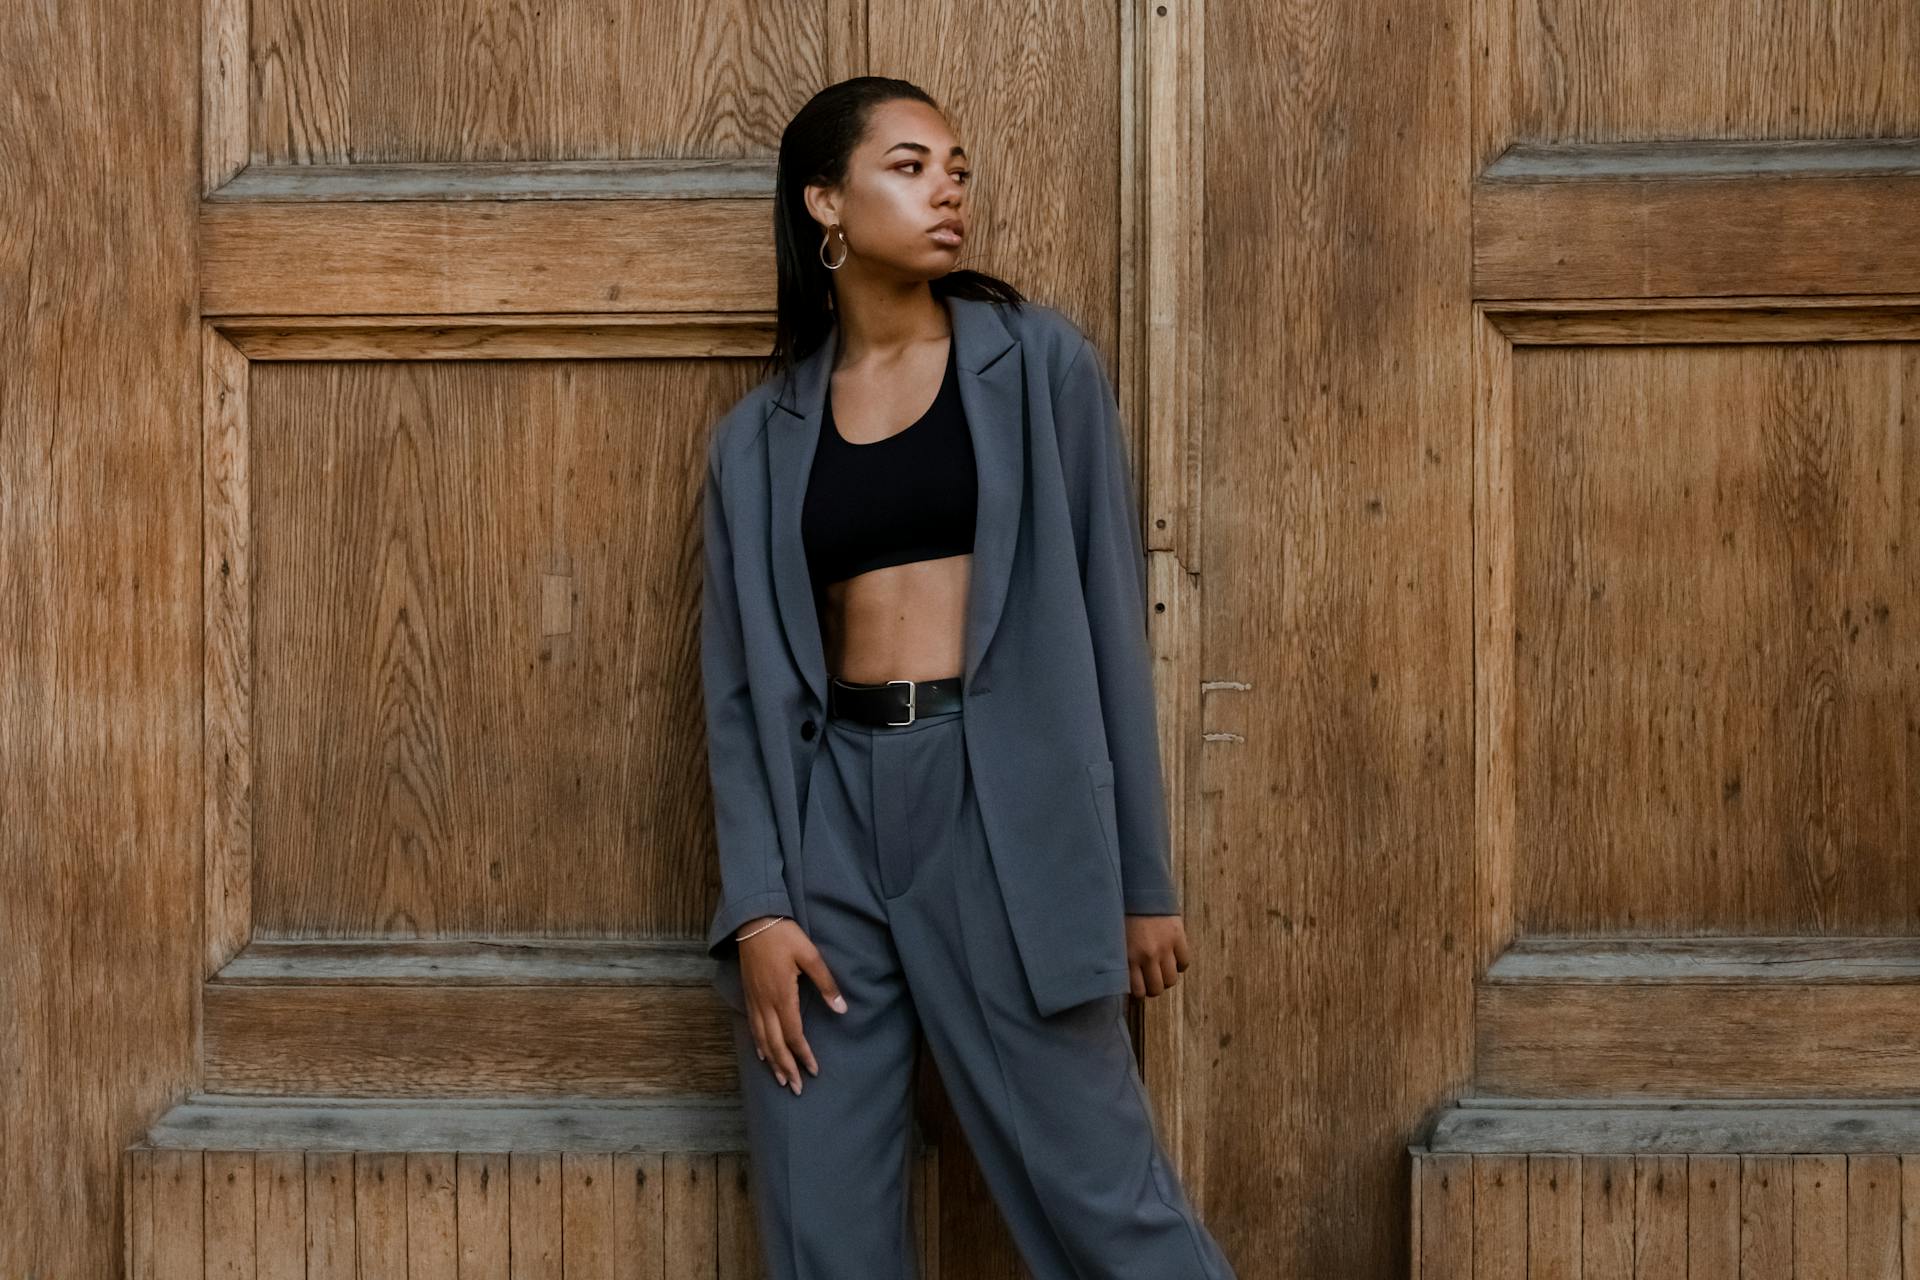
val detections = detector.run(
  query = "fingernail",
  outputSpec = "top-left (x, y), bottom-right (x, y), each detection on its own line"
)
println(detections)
top-left (774, 1071), bottom-right (784, 1086)
top-left (830, 994), bottom-right (847, 1012)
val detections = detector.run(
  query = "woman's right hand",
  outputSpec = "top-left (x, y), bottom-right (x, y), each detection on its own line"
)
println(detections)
top-left (733, 916), bottom-right (848, 1095)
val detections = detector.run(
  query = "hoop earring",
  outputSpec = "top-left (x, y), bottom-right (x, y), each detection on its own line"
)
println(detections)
top-left (819, 224), bottom-right (848, 270)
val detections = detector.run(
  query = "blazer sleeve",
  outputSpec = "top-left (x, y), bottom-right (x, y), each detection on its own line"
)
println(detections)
top-left (700, 435), bottom-right (796, 958)
top-left (1056, 334), bottom-right (1183, 916)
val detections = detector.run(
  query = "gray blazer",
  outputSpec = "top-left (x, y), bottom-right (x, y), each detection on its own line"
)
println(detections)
top-left (700, 292), bottom-right (1179, 1018)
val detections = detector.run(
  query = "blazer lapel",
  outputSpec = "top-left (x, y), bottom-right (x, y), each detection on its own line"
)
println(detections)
top-left (768, 293), bottom-right (1022, 707)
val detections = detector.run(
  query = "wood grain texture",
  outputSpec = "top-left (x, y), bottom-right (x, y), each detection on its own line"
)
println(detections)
top-left (1475, 158), bottom-right (1920, 299)
top-left (200, 199), bottom-right (776, 316)
top-left (250, 0), bottom-right (829, 165)
top-left (1477, 982), bottom-right (1920, 1097)
top-left (1205, 0), bottom-right (1477, 1273)
top-left (1, 0), bottom-right (201, 1273)
top-left (238, 357), bottom-right (760, 942)
top-left (1410, 1150), bottom-right (1920, 1278)
top-left (203, 984), bottom-right (741, 1096)
top-left (1507, 2), bottom-right (1920, 142)
top-left (1506, 343), bottom-right (1916, 936)
top-left (131, 1144), bottom-right (934, 1277)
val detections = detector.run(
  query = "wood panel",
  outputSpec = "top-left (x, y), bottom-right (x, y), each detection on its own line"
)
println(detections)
top-left (127, 1145), bottom-right (942, 1278)
top-left (1505, 341), bottom-right (1916, 936)
top-left (200, 197), bottom-right (774, 316)
top-left (1203, 0), bottom-right (1477, 1272)
top-left (1408, 1150), bottom-right (1920, 1279)
top-left (246, 0), bottom-right (836, 166)
top-left (0, 0), bottom-right (201, 1272)
top-left (240, 356), bottom-right (747, 940)
top-left (1474, 142), bottom-right (1920, 299)
top-left (1504, 0), bottom-right (1920, 143)
top-left (202, 982), bottom-right (740, 1096)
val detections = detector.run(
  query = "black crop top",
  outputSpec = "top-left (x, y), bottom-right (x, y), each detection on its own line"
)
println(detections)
top-left (801, 338), bottom-right (978, 592)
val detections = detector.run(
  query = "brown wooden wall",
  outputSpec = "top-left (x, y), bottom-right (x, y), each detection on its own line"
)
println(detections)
top-left (7, 0), bottom-right (1920, 1273)
top-left (1, 0), bottom-right (204, 1274)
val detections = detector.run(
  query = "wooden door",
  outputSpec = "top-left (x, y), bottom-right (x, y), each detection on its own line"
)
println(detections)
top-left (10, 0), bottom-right (1917, 1274)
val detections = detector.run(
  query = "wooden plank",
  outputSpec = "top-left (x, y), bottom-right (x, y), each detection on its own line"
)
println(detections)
top-left (1409, 1147), bottom-right (1423, 1280)
top-left (715, 1153), bottom-right (761, 1279)
top-left (1474, 144), bottom-right (1920, 298)
top-left (152, 1151), bottom-right (205, 1280)
top-left (456, 1153), bottom-right (512, 1280)
top-left (210, 159), bottom-right (775, 203)
top-left (510, 1153), bottom-right (565, 1279)
top-left (1525, 1155), bottom-right (1580, 1280)
top-left (200, 199), bottom-right (771, 316)
top-left (253, 1151), bottom-right (305, 1280)
top-left (1486, 298), bottom-right (1920, 347)
top-left (211, 313), bottom-right (773, 362)
top-left (614, 1152), bottom-right (669, 1280)
top-left (1905, 1156), bottom-right (1920, 1280)
top-left (204, 1151), bottom-right (256, 1278)
top-left (561, 1153), bottom-right (618, 1279)
top-left (202, 325), bottom-right (252, 977)
top-left (1687, 1155), bottom-right (1740, 1280)
top-left (1580, 1155), bottom-right (1634, 1280)
top-left (1845, 1154), bottom-right (1902, 1280)
top-left (202, 984), bottom-right (739, 1096)
top-left (1795, 1155), bottom-right (1848, 1280)
top-left (406, 1153), bottom-right (458, 1279)
top-left (1477, 984), bottom-right (1920, 1096)
top-left (1631, 1155), bottom-right (1686, 1279)
top-left (1427, 1099), bottom-right (1920, 1154)
top-left (1418, 1154), bottom-right (1474, 1280)
top-left (1739, 1156), bottom-right (1793, 1280)
top-left (1472, 1154), bottom-right (1528, 1280)
top-left (212, 937), bottom-right (721, 985)
top-left (663, 1154), bottom-right (719, 1280)
top-left (1485, 937), bottom-right (1920, 983)
top-left (144, 1094), bottom-right (748, 1153)
top-left (305, 1153), bottom-right (355, 1280)
top-left (126, 1150), bottom-right (156, 1280)
top-left (353, 1152), bottom-right (408, 1278)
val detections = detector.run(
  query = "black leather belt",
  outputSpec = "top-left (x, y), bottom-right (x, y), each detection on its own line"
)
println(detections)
top-left (828, 674), bottom-right (964, 726)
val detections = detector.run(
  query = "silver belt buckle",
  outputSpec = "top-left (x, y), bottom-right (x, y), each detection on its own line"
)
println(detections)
top-left (885, 678), bottom-right (917, 726)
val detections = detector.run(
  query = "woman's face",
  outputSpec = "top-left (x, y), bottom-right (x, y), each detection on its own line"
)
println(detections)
top-left (808, 98), bottom-right (972, 281)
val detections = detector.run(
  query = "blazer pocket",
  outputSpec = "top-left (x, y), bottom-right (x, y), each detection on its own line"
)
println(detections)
top-left (1084, 759), bottom-right (1122, 890)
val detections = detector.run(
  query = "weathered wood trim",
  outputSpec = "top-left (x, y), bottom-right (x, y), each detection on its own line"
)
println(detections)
top-left (210, 311), bottom-right (775, 361)
top-left (1475, 143), bottom-right (1920, 299)
top-left (209, 159), bottom-right (778, 203)
top-left (203, 983), bottom-right (741, 1096)
top-left (1421, 1099), bottom-right (1920, 1153)
top-left (201, 0), bottom-right (247, 191)
top-left (212, 937), bottom-right (720, 986)
top-left (1485, 295), bottom-right (1920, 343)
top-left (1127, 0), bottom-right (1210, 1211)
top-left (200, 198), bottom-right (774, 316)
top-left (1477, 982), bottom-right (1920, 1097)
top-left (203, 323), bottom-right (252, 979)
top-left (1486, 936), bottom-right (1920, 984)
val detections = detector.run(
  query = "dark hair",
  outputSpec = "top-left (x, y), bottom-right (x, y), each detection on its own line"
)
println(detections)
top-left (761, 75), bottom-right (1026, 395)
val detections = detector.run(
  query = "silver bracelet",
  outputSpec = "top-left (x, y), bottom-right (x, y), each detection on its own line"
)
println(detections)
top-left (734, 914), bottom-right (788, 943)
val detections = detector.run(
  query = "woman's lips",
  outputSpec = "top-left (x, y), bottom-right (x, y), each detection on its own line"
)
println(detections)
top-left (929, 227), bottom-right (963, 246)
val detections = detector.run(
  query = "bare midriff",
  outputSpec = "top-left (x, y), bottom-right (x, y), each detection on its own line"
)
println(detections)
top-left (820, 553), bottom-right (970, 684)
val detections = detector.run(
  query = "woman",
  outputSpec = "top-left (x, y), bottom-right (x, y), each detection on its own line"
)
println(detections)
top-left (700, 75), bottom-right (1237, 1279)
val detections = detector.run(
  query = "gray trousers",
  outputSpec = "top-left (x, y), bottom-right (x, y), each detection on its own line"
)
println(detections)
top-left (717, 701), bottom-right (1237, 1279)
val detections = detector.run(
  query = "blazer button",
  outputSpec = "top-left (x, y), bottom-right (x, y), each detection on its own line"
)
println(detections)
top-left (800, 718), bottom-right (817, 740)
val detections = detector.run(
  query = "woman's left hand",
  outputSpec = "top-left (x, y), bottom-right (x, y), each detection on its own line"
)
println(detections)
top-left (1123, 914), bottom-right (1191, 997)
